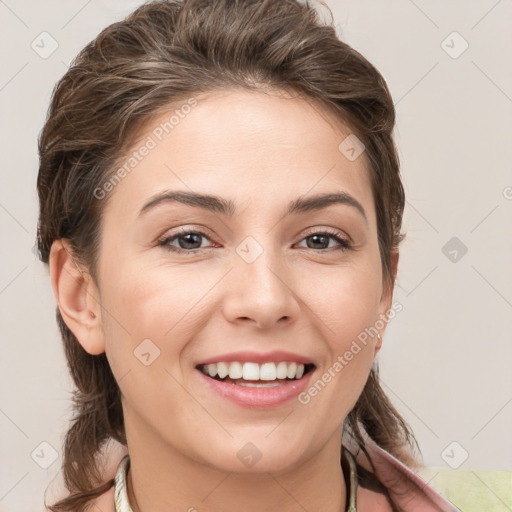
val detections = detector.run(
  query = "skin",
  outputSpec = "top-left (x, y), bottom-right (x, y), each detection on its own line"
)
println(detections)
top-left (50, 87), bottom-right (398, 512)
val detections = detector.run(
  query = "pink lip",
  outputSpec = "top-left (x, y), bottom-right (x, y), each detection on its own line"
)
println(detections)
top-left (196, 350), bottom-right (313, 366)
top-left (197, 369), bottom-right (314, 409)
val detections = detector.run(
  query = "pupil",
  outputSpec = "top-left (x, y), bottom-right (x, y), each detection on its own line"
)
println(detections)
top-left (308, 234), bottom-right (328, 249)
top-left (181, 233), bottom-right (201, 249)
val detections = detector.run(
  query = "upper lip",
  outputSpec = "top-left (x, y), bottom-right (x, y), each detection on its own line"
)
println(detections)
top-left (196, 350), bottom-right (314, 367)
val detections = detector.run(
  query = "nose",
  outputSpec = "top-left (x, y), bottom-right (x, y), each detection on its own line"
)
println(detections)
top-left (222, 245), bottom-right (300, 329)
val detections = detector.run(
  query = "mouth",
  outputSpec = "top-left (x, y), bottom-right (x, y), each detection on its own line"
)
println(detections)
top-left (196, 361), bottom-right (316, 388)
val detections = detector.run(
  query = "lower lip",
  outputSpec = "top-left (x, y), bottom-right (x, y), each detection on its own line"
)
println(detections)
top-left (197, 370), bottom-right (314, 409)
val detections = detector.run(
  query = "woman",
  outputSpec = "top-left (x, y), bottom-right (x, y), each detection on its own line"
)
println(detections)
top-left (37, 0), bottom-right (460, 510)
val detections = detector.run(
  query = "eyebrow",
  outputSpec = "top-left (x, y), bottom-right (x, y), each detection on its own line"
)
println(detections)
top-left (138, 190), bottom-right (368, 224)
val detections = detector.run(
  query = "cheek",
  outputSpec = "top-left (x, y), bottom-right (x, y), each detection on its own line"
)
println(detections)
top-left (308, 260), bottom-right (381, 396)
top-left (99, 259), bottom-right (212, 368)
top-left (99, 262), bottom-right (204, 419)
top-left (290, 271), bottom-right (381, 443)
top-left (312, 260), bottom-right (383, 345)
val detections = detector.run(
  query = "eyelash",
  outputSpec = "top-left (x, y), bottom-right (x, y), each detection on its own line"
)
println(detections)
top-left (157, 227), bottom-right (352, 254)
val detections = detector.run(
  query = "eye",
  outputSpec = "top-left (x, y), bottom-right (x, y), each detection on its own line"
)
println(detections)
top-left (157, 227), bottom-right (352, 254)
top-left (157, 228), bottom-right (216, 253)
top-left (296, 229), bottom-right (352, 251)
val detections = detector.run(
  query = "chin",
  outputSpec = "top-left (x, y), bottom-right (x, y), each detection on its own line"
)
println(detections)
top-left (197, 439), bottom-right (314, 476)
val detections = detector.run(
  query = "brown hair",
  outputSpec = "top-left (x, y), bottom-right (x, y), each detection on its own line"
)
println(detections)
top-left (37, 0), bottom-right (420, 510)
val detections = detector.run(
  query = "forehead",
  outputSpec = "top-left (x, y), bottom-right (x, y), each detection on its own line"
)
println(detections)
top-left (103, 87), bottom-right (374, 222)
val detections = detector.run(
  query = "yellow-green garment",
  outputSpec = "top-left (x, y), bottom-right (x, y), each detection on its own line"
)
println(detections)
top-left (418, 467), bottom-right (512, 512)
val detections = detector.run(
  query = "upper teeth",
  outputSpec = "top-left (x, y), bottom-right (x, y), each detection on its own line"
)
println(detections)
top-left (200, 361), bottom-right (306, 381)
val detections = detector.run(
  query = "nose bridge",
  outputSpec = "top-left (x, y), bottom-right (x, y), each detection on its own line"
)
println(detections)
top-left (237, 234), bottom-right (287, 294)
top-left (224, 233), bottom-right (298, 327)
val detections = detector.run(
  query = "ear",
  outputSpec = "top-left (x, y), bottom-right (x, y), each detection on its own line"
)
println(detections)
top-left (49, 239), bottom-right (106, 355)
top-left (374, 249), bottom-right (399, 356)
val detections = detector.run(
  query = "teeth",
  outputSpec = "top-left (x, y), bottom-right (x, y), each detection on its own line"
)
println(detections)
top-left (276, 361), bottom-right (288, 379)
top-left (238, 381), bottom-right (282, 388)
top-left (228, 361), bottom-right (243, 379)
top-left (217, 362), bottom-right (229, 379)
top-left (260, 362), bottom-right (276, 381)
top-left (200, 361), bottom-right (308, 381)
top-left (287, 362), bottom-right (297, 379)
top-left (242, 362), bottom-right (260, 380)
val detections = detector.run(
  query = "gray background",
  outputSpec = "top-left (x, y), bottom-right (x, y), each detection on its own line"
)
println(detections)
top-left (1, 0), bottom-right (511, 510)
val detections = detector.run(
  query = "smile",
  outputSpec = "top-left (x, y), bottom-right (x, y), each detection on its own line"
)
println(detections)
top-left (196, 360), bottom-right (316, 408)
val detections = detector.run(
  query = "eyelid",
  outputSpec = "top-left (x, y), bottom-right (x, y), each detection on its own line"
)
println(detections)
top-left (301, 226), bottom-right (350, 242)
top-left (156, 222), bottom-right (212, 239)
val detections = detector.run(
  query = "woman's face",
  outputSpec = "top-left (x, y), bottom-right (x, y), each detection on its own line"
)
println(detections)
top-left (90, 88), bottom-right (395, 473)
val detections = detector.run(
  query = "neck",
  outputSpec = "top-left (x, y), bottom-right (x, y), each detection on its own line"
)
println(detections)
top-left (124, 429), bottom-right (347, 512)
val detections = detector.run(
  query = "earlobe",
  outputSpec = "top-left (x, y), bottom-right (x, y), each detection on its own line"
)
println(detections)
top-left (49, 239), bottom-right (106, 355)
top-left (374, 332), bottom-right (383, 356)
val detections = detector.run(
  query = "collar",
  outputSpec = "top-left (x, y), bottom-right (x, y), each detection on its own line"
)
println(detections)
top-left (114, 447), bottom-right (359, 512)
top-left (114, 454), bottom-right (133, 512)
